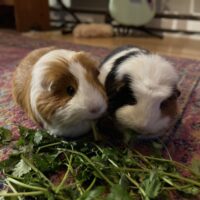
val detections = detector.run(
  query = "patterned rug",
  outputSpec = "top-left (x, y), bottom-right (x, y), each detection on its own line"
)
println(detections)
top-left (0, 30), bottom-right (200, 172)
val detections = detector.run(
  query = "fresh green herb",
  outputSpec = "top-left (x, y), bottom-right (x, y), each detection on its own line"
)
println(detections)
top-left (0, 127), bottom-right (12, 146)
top-left (0, 126), bottom-right (199, 200)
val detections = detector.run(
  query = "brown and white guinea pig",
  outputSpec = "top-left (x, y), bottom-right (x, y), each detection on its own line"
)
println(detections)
top-left (12, 47), bottom-right (107, 137)
top-left (98, 45), bottom-right (180, 138)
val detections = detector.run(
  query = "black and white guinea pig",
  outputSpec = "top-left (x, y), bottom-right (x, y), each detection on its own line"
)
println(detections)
top-left (98, 45), bottom-right (180, 138)
top-left (12, 47), bottom-right (107, 137)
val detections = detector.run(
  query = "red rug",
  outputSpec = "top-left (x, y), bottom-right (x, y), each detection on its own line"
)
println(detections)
top-left (0, 30), bottom-right (200, 170)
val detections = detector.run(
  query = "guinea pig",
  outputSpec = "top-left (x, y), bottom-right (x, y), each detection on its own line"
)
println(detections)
top-left (12, 47), bottom-right (107, 137)
top-left (98, 45), bottom-right (180, 138)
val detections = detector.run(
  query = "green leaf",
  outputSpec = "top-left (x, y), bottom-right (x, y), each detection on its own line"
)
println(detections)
top-left (1, 126), bottom-right (200, 200)
top-left (45, 191), bottom-right (55, 200)
top-left (119, 174), bottom-right (129, 188)
top-left (141, 170), bottom-right (161, 199)
top-left (182, 186), bottom-right (199, 195)
top-left (12, 159), bottom-right (32, 178)
top-left (0, 127), bottom-right (12, 145)
top-left (162, 176), bottom-right (174, 187)
top-left (31, 151), bottom-right (62, 174)
top-left (191, 159), bottom-right (200, 176)
top-left (79, 186), bottom-right (105, 200)
top-left (0, 155), bottom-right (21, 173)
top-left (34, 131), bottom-right (43, 145)
top-left (17, 126), bottom-right (32, 146)
top-left (106, 184), bottom-right (132, 200)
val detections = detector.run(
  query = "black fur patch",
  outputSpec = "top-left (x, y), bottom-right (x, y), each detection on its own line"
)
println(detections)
top-left (107, 75), bottom-right (137, 114)
top-left (102, 46), bottom-right (149, 115)
top-left (105, 51), bottom-right (141, 114)
top-left (99, 45), bottom-right (149, 69)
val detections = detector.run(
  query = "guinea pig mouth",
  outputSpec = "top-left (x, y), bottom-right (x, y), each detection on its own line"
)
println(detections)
top-left (86, 107), bottom-right (107, 120)
top-left (86, 113), bottom-right (104, 120)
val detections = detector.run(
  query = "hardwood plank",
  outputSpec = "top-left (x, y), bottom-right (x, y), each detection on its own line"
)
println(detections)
top-left (23, 31), bottom-right (200, 60)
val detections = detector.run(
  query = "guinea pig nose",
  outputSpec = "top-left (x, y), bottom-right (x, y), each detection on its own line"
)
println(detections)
top-left (89, 106), bottom-right (101, 114)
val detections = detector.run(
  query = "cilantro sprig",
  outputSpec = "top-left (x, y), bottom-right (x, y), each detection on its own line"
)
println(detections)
top-left (0, 126), bottom-right (200, 200)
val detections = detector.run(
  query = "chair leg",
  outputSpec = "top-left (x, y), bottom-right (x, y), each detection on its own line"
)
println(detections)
top-left (56, 0), bottom-right (81, 34)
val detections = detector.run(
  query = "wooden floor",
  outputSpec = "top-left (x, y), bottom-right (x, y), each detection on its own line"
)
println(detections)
top-left (24, 31), bottom-right (200, 60)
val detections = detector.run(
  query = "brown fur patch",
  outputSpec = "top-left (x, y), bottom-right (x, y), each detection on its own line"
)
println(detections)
top-left (160, 89), bottom-right (180, 118)
top-left (12, 46), bottom-right (56, 123)
top-left (161, 98), bottom-right (178, 117)
top-left (73, 52), bottom-right (107, 101)
top-left (36, 60), bottom-right (78, 123)
top-left (73, 52), bottom-right (99, 76)
top-left (13, 49), bottom-right (107, 126)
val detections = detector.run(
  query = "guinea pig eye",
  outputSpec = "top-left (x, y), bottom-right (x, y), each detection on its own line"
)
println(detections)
top-left (66, 85), bottom-right (75, 96)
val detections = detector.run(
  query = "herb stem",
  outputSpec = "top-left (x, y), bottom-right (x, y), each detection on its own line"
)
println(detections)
top-left (114, 167), bottom-right (200, 187)
top-left (7, 177), bottom-right (47, 192)
top-left (76, 180), bottom-right (85, 195)
top-left (162, 177), bottom-right (194, 191)
top-left (85, 177), bottom-right (96, 192)
top-left (94, 144), bottom-right (119, 168)
top-left (158, 139), bottom-right (173, 161)
top-left (64, 149), bottom-right (113, 186)
top-left (21, 155), bottom-right (53, 188)
top-left (0, 191), bottom-right (44, 197)
top-left (126, 174), bottom-right (149, 200)
top-left (56, 195), bottom-right (69, 200)
top-left (64, 153), bottom-right (85, 195)
top-left (5, 179), bottom-right (23, 200)
top-left (135, 155), bottom-right (195, 175)
top-left (160, 171), bottom-right (200, 187)
top-left (37, 142), bottom-right (62, 153)
top-left (162, 185), bottom-right (194, 190)
top-left (91, 122), bottom-right (101, 141)
top-left (133, 150), bottom-right (154, 168)
top-left (55, 155), bottom-right (73, 193)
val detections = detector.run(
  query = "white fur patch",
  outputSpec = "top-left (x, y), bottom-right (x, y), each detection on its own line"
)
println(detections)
top-left (30, 49), bottom-right (76, 128)
top-left (98, 47), bottom-right (141, 84)
top-left (52, 60), bottom-right (107, 136)
top-left (68, 61), bottom-right (107, 118)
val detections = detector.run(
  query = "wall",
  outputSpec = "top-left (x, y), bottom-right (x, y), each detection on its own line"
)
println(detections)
top-left (149, 0), bottom-right (200, 32)
top-left (49, 0), bottom-right (200, 32)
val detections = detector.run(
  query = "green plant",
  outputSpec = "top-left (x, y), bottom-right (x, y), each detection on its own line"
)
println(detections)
top-left (0, 126), bottom-right (199, 200)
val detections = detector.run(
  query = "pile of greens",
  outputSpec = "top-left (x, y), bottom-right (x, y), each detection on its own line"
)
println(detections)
top-left (0, 126), bottom-right (200, 200)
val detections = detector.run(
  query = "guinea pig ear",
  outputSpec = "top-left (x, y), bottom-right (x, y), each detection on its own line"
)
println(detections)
top-left (171, 88), bottom-right (181, 99)
top-left (73, 52), bottom-right (100, 76)
top-left (175, 88), bottom-right (181, 98)
top-left (41, 78), bottom-right (55, 92)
